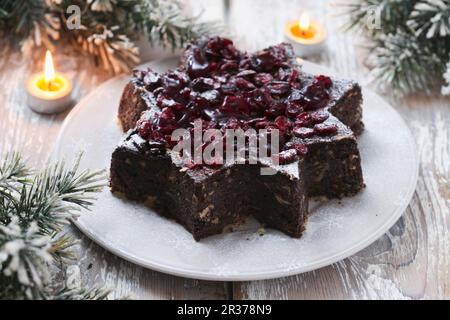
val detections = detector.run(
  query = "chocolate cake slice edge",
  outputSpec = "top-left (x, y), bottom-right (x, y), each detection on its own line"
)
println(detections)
top-left (110, 131), bottom-right (309, 240)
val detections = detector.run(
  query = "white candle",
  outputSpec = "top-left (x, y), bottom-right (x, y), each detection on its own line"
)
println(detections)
top-left (26, 50), bottom-right (73, 114)
top-left (284, 13), bottom-right (327, 57)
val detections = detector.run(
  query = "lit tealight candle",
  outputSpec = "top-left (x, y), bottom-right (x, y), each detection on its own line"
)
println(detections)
top-left (26, 50), bottom-right (73, 114)
top-left (284, 13), bottom-right (327, 57)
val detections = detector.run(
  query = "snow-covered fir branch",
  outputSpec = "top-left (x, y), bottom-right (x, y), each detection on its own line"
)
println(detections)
top-left (0, 152), bottom-right (109, 299)
top-left (0, 0), bottom-right (220, 74)
top-left (342, 0), bottom-right (450, 96)
top-left (0, 217), bottom-right (52, 299)
top-left (408, 0), bottom-right (450, 38)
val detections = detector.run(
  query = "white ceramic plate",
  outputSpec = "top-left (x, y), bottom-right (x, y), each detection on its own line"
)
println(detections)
top-left (53, 58), bottom-right (418, 281)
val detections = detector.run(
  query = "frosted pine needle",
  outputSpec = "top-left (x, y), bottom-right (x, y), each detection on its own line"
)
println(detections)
top-left (0, 152), bottom-right (109, 299)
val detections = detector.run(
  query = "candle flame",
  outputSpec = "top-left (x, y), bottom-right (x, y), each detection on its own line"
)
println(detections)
top-left (44, 50), bottom-right (55, 84)
top-left (299, 13), bottom-right (310, 31)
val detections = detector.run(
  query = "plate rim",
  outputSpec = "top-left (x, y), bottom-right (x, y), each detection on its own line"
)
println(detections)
top-left (52, 59), bottom-right (419, 281)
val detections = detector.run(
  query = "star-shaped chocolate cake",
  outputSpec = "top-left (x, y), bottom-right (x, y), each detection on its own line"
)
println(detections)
top-left (110, 37), bottom-right (364, 240)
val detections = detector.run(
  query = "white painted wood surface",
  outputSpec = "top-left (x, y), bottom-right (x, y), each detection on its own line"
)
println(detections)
top-left (0, 0), bottom-right (448, 299)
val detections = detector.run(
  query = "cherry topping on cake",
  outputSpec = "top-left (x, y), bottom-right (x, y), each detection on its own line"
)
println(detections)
top-left (137, 120), bottom-right (152, 139)
top-left (135, 37), bottom-right (337, 166)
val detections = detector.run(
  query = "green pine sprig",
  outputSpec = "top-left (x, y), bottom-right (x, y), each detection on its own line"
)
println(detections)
top-left (368, 31), bottom-right (445, 94)
top-left (51, 285), bottom-right (112, 300)
top-left (342, 0), bottom-right (450, 96)
top-left (141, 0), bottom-right (221, 49)
top-left (0, 0), bottom-right (220, 74)
top-left (0, 152), bottom-right (109, 300)
top-left (407, 0), bottom-right (450, 38)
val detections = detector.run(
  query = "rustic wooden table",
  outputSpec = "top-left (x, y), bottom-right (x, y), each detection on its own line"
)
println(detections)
top-left (0, 0), bottom-right (448, 299)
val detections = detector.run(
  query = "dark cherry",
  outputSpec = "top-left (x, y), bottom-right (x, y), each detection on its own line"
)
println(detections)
top-left (254, 73), bottom-right (273, 86)
top-left (200, 90), bottom-right (221, 105)
top-left (251, 51), bottom-right (274, 72)
top-left (220, 60), bottom-right (239, 73)
top-left (314, 75), bottom-right (332, 88)
top-left (284, 141), bottom-right (308, 156)
top-left (187, 49), bottom-right (209, 78)
top-left (274, 116), bottom-right (290, 133)
top-left (213, 75), bottom-right (227, 83)
top-left (191, 93), bottom-right (210, 109)
top-left (204, 49), bottom-right (221, 61)
top-left (310, 110), bottom-right (329, 124)
top-left (191, 77), bottom-right (215, 91)
top-left (244, 117), bottom-right (266, 126)
top-left (314, 123), bottom-right (338, 135)
top-left (159, 107), bottom-right (176, 121)
top-left (286, 101), bottom-right (302, 117)
top-left (235, 78), bottom-right (256, 91)
top-left (221, 44), bottom-right (240, 60)
top-left (289, 89), bottom-right (303, 102)
top-left (293, 143), bottom-right (308, 156)
top-left (177, 87), bottom-right (191, 103)
top-left (137, 120), bottom-right (152, 139)
top-left (253, 88), bottom-right (273, 108)
top-left (236, 70), bottom-right (257, 78)
top-left (277, 68), bottom-right (290, 81)
top-left (274, 149), bottom-right (298, 164)
top-left (220, 82), bottom-right (237, 95)
top-left (224, 117), bottom-right (241, 129)
top-left (207, 36), bottom-right (233, 52)
top-left (296, 112), bottom-right (312, 127)
top-left (251, 45), bottom-right (287, 72)
top-left (255, 119), bottom-right (270, 129)
top-left (238, 57), bottom-right (251, 70)
top-left (293, 127), bottom-right (315, 138)
top-left (266, 81), bottom-right (290, 96)
top-left (220, 96), bottom-right (251, 115)
top-left (264, 102), bottom-right (286, 117)
top-left (157, 95), bottom-right (183, 110)
top-left (287, 68), bottom-right (299, 85)
top-left (162, 71), bottom-right (188, 95)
